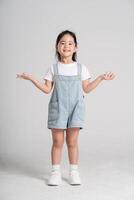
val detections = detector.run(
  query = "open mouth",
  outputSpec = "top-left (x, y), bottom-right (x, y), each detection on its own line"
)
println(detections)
top-left (63, 50), bottom-right (71, 52)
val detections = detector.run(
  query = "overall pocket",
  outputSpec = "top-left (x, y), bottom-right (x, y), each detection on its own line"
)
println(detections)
top-left (77, 99), bottom-right (86, 121)
top-left (48, 101), bottom-right (59, 122)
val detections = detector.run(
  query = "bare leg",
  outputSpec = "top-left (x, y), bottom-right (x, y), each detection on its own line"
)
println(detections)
top-left (51, 128), bottom-right (64, 165)
top-left (48, 129), bottom-right (64, 186)
top-left (66, 128), bottom-right (80, 164)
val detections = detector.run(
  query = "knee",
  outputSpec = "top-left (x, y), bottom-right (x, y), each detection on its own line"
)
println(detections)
top-left (53, 139), bottom-right (64, 148)
top-left (66, 138), bottom-right (77, 148)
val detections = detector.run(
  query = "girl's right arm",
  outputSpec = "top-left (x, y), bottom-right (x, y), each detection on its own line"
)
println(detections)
top-left (16, 73), bottom-right (53, 94)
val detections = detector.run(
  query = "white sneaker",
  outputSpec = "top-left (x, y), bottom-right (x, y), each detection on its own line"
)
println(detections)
top-left (69, 170), bottom-right (81, 185)
top-left (48, 170), bottom-right (62, 186)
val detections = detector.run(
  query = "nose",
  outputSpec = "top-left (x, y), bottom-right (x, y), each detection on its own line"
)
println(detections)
top-left (64, 43), bottom-right (68, 47)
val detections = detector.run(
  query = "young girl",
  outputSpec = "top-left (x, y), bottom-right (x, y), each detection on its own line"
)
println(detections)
top-left (16, 30), bottom-right (115, 186)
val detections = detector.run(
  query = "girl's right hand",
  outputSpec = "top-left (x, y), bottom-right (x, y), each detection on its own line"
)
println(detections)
top-left (16, 73), bottom-right (33, 81)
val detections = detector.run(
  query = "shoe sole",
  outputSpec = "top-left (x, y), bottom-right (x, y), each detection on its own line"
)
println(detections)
top-left (70, 183), bottom-right (81, 186)
top-left (47, 181), bottom-right (62, 186)
top-left (48, 184), bottom-right (60, 186)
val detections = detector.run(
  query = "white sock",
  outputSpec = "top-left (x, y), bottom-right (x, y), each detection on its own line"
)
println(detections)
top-left (52, 164), bottom-right (61, 171)
top-left (70, 164), bottom-right (78, 171)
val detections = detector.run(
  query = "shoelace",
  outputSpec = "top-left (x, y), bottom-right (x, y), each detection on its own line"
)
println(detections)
top-left (51, 170), bottom-right (61, 175)
top-left (69, 169), bottom-right (79, 175)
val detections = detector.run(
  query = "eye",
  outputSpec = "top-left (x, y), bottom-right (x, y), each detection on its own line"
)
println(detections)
top-left (60, 42), bottom-right (65, 45)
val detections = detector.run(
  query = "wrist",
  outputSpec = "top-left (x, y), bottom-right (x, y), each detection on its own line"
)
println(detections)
top-left (98, 75), bottom-right (104, 81)
top-left (30, 76), bottom-right (34, 82)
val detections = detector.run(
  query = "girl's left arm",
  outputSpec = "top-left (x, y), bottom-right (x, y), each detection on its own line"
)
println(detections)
top-left (82, 72), bottom-right (115, 93)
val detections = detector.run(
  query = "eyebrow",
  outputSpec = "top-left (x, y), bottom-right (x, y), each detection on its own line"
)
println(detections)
top-left (60, 40), bottom-right (74, 43)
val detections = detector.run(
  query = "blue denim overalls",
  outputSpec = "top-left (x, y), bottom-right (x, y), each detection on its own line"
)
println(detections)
top-left (47, 62), bottom-right (85, 130)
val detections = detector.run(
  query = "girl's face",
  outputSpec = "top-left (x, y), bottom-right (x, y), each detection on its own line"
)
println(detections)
top-left (57, 34), bottom-right (77, 60)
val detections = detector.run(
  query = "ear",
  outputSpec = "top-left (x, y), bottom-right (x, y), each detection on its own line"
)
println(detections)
top-left (74, 46), bottom-right (78, 52)
top-left (56, 45), bottom-right (59, 53)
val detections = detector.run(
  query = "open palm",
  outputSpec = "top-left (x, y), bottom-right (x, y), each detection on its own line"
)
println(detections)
top-left (103, 72), bottom-right (115, 80)
top-left (16, 73), bottom-right (32, 80)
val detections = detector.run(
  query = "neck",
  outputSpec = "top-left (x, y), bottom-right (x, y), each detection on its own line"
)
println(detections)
top-left (60, 57), bottom-right (74, 64)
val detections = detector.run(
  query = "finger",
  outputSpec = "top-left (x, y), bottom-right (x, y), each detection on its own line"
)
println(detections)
top-left (104, 72), bottom-right (108, 76)
top-left (110, 72), bottom-right (114, 77)
top-left (106, 72), bottom-right (112, 78)
top-left (109, 72), bottom-right (113, 76)
top-left (107, 72), bottom-right (112, 76)
top-left (105, 73), bottom-right (110, 77)
top-left (111, 74), bottom-right (115, 79)
top-left (104, 72), bottom-right (108, 75)
top-left (109, 73), bottom-right (114, 77)
top-left (108, 74), bottom-right (114, 79)
top-left (16, 74), bottom-right (21, 78)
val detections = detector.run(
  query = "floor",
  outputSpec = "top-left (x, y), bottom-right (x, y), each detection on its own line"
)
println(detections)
top-left (0, 158), bottom-right (134, 200)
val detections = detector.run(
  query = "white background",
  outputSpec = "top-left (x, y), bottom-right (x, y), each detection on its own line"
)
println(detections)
top-left (0, 0), bottom-right (134, 199)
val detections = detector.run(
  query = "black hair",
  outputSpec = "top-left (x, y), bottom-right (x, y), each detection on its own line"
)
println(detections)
top-left (55, 30), bottom-right (77, 61)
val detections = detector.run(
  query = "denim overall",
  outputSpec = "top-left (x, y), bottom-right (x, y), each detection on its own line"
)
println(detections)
top-left (47, 62), bottom-right (85, 130)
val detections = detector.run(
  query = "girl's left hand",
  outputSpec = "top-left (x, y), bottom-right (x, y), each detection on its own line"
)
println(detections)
top-left (100, 72), bottom-right (115, 80)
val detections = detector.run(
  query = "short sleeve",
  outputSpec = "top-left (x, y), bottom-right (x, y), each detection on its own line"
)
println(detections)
top-left (43, 65), bottom-right (54, 82)
top-left (81, 64), bottom-right (91, 80)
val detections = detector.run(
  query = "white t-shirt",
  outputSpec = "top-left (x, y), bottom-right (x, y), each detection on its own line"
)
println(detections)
top-left (43, 62), bottom-right (91, 82)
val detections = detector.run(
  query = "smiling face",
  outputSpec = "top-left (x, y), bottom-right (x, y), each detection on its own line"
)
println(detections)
top-left (56, 34), bottom-right (77, 61)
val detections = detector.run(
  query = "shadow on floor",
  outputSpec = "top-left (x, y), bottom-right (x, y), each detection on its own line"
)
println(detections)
top-left (0, 162), bottom-right (49, 185)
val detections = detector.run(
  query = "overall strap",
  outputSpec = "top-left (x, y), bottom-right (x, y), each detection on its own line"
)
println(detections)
top-left (53, 63), bottom-right (59, 75)
top-left (77, 63), bottom-right (82, 76)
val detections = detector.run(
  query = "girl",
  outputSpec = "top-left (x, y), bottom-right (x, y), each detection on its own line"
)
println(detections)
top-left (16, 30), bottom-right (115, 186)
